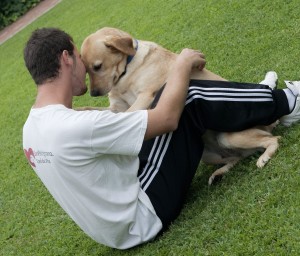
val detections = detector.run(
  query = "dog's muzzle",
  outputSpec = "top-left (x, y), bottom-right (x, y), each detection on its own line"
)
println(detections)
top-left (90, 89), bottom-right (101, 97)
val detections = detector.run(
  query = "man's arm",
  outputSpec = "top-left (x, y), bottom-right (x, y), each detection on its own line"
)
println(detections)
top-left (145, 49), bottom-right (206, 140)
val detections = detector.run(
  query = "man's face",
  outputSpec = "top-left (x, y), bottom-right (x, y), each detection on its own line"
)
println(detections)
top-left (71, 47), bottom-right (88, 96)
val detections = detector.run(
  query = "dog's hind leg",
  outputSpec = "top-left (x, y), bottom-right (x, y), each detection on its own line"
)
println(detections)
top-left (256, 136), bottom-right (281, 168)
top-left (218, 129), bottom-right (280, 169)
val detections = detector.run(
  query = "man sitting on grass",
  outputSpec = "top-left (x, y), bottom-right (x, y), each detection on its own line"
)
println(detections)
top-left (23, 28), bottom-right (300, 249)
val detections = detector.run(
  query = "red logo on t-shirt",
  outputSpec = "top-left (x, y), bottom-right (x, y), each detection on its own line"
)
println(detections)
top-left (24, 148), bottom-right (36, 167)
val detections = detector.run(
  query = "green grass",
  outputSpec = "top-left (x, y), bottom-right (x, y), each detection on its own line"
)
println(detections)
top-left (1, 0), bottom-right (300, 255)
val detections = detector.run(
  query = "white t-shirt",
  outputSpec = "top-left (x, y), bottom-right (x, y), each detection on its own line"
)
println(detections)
top-left (22, 104), bottom-right (162, 249)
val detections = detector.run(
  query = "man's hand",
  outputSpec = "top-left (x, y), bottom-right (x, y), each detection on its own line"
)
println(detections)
top-left (176, 48), bottom-right (206, 71)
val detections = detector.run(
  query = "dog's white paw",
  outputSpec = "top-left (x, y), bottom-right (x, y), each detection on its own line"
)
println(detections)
top-left (208, 175), bottom-right (215, 185)
top-left (208, 174), bottom-right (223, 185)
top-left (256, 156), bottom-right (270, 168)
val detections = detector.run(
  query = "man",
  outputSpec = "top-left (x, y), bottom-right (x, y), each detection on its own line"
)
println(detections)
top-left (23, 28), bottom-right (300, 249)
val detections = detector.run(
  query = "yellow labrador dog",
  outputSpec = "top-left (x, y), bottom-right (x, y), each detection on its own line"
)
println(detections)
top-left (81, 27), bottom-right (280, 185)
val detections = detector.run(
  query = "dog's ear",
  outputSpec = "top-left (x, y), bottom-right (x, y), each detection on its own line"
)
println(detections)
top-left (104, 35), bottom-right (136, 56)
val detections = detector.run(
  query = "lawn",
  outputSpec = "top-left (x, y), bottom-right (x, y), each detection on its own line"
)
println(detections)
top-left (1, 0), bottom-right (300, 255)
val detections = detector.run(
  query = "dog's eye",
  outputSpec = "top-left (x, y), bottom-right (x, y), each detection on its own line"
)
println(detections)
top-left (93, 64), bottom-right (102, 72)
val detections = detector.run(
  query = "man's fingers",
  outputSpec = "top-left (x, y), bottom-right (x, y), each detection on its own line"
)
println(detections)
top-left (178, 48), bottom-right (207, 70)
top-left (199, 52), bottom-right (205, 59)
top-left (198, 60), bottom-right (206, 71)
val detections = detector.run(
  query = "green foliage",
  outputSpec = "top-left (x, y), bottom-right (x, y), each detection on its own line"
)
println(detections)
top-left (0, 0), bottom-right (42, 30)
top-left (1, 0), bottom-right (300, 255)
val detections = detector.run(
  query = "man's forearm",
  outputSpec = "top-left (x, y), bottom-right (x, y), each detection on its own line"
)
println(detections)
top-left (144, 49), bottom-right (206, 140)
top-left (155, 58), bottom-right (192, 129)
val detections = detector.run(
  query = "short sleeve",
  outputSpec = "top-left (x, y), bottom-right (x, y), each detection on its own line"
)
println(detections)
top-left (91, 110), bottom-right (148, 156)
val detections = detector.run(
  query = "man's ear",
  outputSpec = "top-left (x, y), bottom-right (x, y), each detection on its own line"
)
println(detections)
top-left (61, 50), bottom-right (73, 64)
top-left (104, 35), bottom-right (136, 56)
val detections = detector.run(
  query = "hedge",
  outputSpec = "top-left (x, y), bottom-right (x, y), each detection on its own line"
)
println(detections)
top-left (0, 0), bottom-right (43, 30)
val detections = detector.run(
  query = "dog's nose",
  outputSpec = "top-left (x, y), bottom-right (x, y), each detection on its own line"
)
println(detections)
top-left (90, 89), bottom-right (100, 97)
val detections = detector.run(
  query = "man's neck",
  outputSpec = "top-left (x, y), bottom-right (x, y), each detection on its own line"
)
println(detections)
top-left (33, 79), bottom-right (73, 109)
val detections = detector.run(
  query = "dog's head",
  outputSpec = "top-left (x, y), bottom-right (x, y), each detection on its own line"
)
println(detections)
top-left (81, 27), bottom-right (136, 96)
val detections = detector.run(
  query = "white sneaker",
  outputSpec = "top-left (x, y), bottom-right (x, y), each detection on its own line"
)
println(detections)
top-left (259, 71), bottom-right (278, 89)
top-left (280, 98), bottom-right (300, 126)
top-left (284, 80), bottom-right (300, 96)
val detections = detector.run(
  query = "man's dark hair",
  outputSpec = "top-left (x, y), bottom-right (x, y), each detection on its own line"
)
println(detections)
top-left (24, 28), bottom-right (74, 85)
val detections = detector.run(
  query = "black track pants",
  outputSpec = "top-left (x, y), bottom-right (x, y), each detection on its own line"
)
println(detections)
top-left (138, 80), bottom-right (290, 229)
